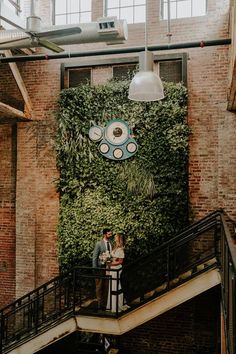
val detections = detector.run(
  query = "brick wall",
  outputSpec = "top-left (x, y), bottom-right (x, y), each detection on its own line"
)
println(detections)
top-left (0, 64), bottom-right (23, 110)
top-left (0, 125), bottom-right (16, 308)
top-left (15, 60), bottom-right (61, 297)
top-left (0, 0), bottom-right (233, 305)
top-left (119, 287), bottom-right (220, 354)
top-left (16, 120), bottom-right (60, 297)
top-left (187, 42), bottom-right (236, 222)
top-left (0, 1), bottom-right (233, 353)
top-left (0, 58), bottom-right (60, 300)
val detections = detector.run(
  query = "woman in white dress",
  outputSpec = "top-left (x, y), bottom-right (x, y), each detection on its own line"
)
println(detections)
top-left (106, 233), bottom-right (129, 312)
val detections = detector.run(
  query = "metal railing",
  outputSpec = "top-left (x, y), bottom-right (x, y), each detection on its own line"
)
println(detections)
top-left (0, 209), bottom-right (235, 354)
top-left (220, 215), bottom-right (236, 354)
top-left (0, 267), bottom-right (123, 353)
top-left (0, 269), bottom-right (74, 353)
top-left (121, 209), bottom-right (221, 304)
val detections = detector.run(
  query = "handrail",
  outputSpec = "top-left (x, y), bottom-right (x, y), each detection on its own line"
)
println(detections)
top-left (0, 209), bottom-right (235, 354)
top-left (221, 215), bottom-right (236, 271)
top-left (122, 209), bottom-right (222, 272)
top-left (121, 210), bottom-right (221, 303)
top-left (219, 214), bottom-right (236, 354)
top-left (0, 210), bottom-right (222, 316)
top-left (0, 267), bottom-right (123, 353)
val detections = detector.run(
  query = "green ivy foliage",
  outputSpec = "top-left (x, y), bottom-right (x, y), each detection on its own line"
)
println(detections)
top-left (56, 80), bottom-right (189, 270)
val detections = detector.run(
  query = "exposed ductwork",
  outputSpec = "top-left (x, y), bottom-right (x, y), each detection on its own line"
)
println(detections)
top-left (0, 17), bottom-right (128, 51)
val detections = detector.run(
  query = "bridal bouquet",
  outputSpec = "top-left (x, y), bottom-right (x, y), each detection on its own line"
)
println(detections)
top-left (99, 251), bottom-right (112, 265)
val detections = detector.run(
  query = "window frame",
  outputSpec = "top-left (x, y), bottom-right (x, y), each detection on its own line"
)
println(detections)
top-left (68, 67), bottom-right (92, 87)
top-left (4, 0), bottom-right (21, 16)
top-left (160, 0), bottom-right (207, 20)
top-left (105, 0), bottom-right (146, 24)
top-left (112, 63), bottom-right (138, 81)
top-left (61, 53), bottom-right (187, 89)
top-left (8, 0), bottom-right (21, 14)
top-left (52, 0), bottom-right (92, 25)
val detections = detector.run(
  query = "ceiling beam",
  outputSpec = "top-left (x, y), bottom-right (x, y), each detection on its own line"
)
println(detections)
top-left (0, 101), bottom-right (29, 119)
top-left (4, 50), bottom-right (33, 117)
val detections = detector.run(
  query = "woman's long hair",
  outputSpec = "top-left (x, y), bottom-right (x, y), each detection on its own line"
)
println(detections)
top-left (114, 233), bottom-right (124, 250)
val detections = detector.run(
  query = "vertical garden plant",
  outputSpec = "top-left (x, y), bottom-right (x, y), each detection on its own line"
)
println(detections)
top-left (56, 80), bottom-right (189, 270)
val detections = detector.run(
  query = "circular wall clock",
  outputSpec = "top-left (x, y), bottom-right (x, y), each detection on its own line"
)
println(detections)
top-left (113, 148), bottom-right (123, 159)
top-left (126, 142), bottom-right (138, 153)
top-left (105, 120), bottom-right (129, 146)
top-left (99, 142), bottom-right (109, 154)
top-left (89, 119), bottom-right (138, 161)
top-left (89, 125), bottom-right (103, 142)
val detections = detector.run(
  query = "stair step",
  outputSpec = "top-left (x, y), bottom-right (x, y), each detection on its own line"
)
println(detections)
top-left (130, 297), bottom-right (141, 305)
top-left (197, 264), bottom-right (205, 271)
top-left (169, 277), bottom-right (180, 287)
top-left (204, 257), bottom-right (216, 267)
top-left (154, 282), bottom-right (167, 293)
top-left (179, 270), bottom-right (193, 280)
top-left (144, 290), bottom-right (155, 299)
top-left (81, 298), bottom-right (97, 308)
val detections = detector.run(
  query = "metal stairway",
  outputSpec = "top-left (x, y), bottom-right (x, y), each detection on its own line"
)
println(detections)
top-left (0, 210), bottom-right (235, 354)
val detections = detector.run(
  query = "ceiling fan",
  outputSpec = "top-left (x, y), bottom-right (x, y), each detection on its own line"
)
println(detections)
top-left (0, 25), bottom-right (82, 53)
top-left (0, 0), bottom-right (81, 53)
top-left (0, 0), bottom-right (128, 53)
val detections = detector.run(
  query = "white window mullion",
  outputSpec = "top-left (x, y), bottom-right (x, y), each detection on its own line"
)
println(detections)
top-left (54, 0), bottom-right (91, 25)
top-left (161, 0), bottom-right (206, 20)
top-left (106, 0), bottom-right (145, 24)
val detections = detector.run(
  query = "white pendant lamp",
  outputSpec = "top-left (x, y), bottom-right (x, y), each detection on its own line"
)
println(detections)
top-left (128, 2), bottom-right (164, 102)
top-left (128, 51), bottom-right (164, 101)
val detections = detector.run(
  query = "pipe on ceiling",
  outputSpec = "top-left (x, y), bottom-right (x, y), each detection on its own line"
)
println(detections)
top-left (0, 38), bottom-right (231, 63)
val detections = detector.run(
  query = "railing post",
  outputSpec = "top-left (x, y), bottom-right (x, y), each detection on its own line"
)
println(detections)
top-left (72, 268), bottom-right (76, 313)
top-left (220, 302), bottom-right (227, 354)
top-left (116, 270), bottom-right (119, 317)
top-left (219, 214), bottom-right (236, 354)
top-left (214, 215), bottom-right (221, 266)
top-left (0, 312), bottom-right (3, 354)
top-left (166, 245), bottom-right (170, 290)
top-left (229, 265), bottom-right (235, 354)
top-left (34, 291), bottom-right (39, 335)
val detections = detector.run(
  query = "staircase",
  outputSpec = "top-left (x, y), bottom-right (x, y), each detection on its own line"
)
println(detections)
top-left (0, 210), bottom-right (235, 354)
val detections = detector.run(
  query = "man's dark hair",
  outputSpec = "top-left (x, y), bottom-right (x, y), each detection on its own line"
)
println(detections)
top-left (103, 228), bottom-right (111, 235)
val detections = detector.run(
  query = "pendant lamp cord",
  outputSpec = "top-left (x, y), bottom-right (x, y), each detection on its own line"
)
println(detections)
top-left (31, 0), bottom-right (35, 16)
top-left (145, 0), bottom-right (148, 52)
top-left (31, 0), bottom-right (38, 16)
top-left (167, 0), bottom-right (172, 43)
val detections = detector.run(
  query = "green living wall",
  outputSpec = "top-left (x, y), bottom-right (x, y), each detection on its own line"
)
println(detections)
top-left (56, 80), bottom-right (189, 270)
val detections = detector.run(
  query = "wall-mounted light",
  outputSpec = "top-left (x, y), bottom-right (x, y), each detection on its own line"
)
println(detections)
top-left (128, 1), bottom-right (164, 102)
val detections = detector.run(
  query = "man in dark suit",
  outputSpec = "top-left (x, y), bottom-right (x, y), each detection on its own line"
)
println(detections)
top-left (92, 228), bottom-right (113, 310)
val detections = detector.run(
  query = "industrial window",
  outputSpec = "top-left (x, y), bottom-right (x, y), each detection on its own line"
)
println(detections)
top-left (62, 53), bottom-right (187, 89)
top-left (53, 0), bottom-right (92, 25)
top-left (113, 60), bottom-right (183, 84)
top-left (159, 60), bottom-right (182, 83)
top-left (5, 0), bottom-right (21, 15)
top-left (67, 68), bottom-right (91, 87)
top-left (113, 64), bottom-right (137, 80)
top-left (106, 0), bottom-right (146, 24)
top-left (161, 0), bottom-right (207, 20)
